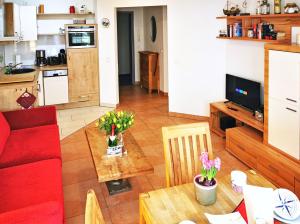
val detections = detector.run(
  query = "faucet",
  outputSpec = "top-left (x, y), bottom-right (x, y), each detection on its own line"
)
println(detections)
top-left (4, 63), bottom-right (23, 74)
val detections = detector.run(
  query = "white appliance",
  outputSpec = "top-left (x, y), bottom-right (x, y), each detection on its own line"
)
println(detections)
top-left (43, 70), bottom-right (68, 106)
top-left (268, 50), bottom-right (300, 160)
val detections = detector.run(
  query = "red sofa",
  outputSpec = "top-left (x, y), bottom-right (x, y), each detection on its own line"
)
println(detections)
top-left (0, 106), bottom-right (64, 224)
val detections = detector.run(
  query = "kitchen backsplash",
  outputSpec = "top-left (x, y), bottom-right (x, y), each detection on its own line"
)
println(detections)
top-left (2, 35), bottom-right (66, 66)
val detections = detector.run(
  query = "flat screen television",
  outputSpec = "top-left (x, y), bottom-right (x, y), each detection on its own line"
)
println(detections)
top-left (226, 74), bottom-right (261, 111)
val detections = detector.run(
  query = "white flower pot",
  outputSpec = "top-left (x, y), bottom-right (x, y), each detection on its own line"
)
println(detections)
top-left (193, 175), bottom-right (217, 206)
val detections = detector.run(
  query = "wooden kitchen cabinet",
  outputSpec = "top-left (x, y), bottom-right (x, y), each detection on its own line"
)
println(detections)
top-left (67, 48), bottom-right (99, 105)
top-left (0, 85), bottom-right (37, 112)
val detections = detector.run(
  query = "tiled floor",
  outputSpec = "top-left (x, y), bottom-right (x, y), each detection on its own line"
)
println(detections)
top-left (61, 86), bottom-right (248, 224)
top-left (57, 106), bottom-right (113, 139)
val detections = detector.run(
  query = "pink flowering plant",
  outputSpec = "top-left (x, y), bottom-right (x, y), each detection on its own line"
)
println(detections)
top-left (197, 152), bottom-right (221, 186)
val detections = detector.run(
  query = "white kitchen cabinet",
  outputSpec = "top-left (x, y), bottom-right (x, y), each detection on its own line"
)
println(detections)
top-left (19, 6), bottom-right (37, 41)
top-left (3, 3), bottom-right (37, 41)
top-left (268, 50), bottom-right (300, 160)
top-left (269, 50), bottom-right (300, 105)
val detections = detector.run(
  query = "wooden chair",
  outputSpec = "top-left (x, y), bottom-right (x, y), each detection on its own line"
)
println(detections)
top-left (162, 122), bottom-right (213, 187)
top-left (85, 189), bottom-right (105, 224)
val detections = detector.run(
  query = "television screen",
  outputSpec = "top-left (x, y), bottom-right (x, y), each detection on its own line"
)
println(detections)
top-left (226, 74), bottom-right (261, 111)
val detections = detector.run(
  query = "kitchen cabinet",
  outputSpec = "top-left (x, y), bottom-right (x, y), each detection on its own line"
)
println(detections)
top-left (4, 3), bottom-right (20, 38)
top-left (67, 48), bottom-right (99, 104)
top-left (19, 6), bottom-right (37, 41)
top-left (268, 50), bottom-right (300, 160)
top-left (0, 85), bottom-right (37, 112)
top-left (4, 3), bottom-right (37, 41)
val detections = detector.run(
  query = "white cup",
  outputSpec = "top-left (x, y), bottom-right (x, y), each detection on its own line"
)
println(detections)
top-left (231, 170), bottom-right (247, 193)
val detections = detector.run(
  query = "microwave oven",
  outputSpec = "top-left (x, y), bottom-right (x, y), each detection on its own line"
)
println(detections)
top-left (66, 25), bottom-right (96, 48)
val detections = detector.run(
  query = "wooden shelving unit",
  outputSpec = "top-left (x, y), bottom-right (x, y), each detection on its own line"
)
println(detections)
top-left (217, 13), bottom-right (300, 20)
top-left (216, 36), bottom-right (284, 43)
top-left (217, 13), bottom-right (300, 43)
top-left (37, 13), bottom-right (95, 19)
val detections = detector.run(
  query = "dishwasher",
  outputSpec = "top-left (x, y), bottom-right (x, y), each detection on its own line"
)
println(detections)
top-left (43, 70), bottom-right (69, 106)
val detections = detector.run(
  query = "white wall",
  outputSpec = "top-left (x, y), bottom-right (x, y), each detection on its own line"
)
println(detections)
top-left (167, 1), bottom-right (226, 116)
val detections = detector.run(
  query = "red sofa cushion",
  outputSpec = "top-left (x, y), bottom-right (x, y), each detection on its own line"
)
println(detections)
top-left (0, 201), bottom-right (63, 224)
top-left (0, 112), bottom-right (10, 157)
top-left (0, 125), bottom-right (61, 169)
top-left (0, 159), bottom-right (63, 217)
top-left (3, 106), bottom-right (57, 130)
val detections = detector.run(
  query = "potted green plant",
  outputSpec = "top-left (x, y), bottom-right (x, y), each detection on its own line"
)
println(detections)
top-left (193, 152), bottom-right (221, 205)
top-left (96, 111), bottom-right (134, 155)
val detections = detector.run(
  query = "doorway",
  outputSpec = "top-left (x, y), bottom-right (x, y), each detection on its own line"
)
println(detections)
top-left (117, 11), bottom-right (135, 86)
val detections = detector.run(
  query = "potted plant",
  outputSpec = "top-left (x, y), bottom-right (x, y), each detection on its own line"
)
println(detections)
top-left (194, 152), bottom-right (221, 205)
top-left (96, 111), bottom-right (134, 155)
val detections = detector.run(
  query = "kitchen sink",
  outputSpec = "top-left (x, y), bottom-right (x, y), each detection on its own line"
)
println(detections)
top-left (10, 68), bottom-right (36, 74)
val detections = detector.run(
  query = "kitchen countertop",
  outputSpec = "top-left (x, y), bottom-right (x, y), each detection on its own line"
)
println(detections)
top-left (0, 64), bottom-right (68, 87)
top-left (36, 64), bottom-right (68, 71)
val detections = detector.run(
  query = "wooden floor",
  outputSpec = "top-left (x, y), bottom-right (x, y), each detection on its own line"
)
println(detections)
top-left (62, 86), bottom-right (248, 224)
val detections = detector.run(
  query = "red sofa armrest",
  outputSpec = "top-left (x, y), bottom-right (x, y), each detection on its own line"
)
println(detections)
top-left (3, 106), bottom-right (57, 130)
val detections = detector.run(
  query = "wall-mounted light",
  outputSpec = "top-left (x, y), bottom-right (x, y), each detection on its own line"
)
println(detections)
top-left (102, 18), bottom-right (110, 28)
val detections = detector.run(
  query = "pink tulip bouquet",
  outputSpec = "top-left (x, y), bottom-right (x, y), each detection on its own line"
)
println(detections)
top-left (197, 152), bottom-right (221, 187)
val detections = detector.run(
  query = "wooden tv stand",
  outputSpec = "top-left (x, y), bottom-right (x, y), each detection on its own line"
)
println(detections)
top-left (210, 101), bottom-right (263, 137)
top-left (210, 101), bottom-right (300, 198)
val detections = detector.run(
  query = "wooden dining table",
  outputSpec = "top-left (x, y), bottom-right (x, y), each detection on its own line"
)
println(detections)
top-left (139, 170), bottom-right (276, 224)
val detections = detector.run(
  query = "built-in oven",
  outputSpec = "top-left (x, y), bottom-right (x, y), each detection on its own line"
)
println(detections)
top-left (66, 25), bottom-right (96, 48)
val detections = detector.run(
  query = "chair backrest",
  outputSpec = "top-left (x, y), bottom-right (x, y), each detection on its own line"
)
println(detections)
top-left (85, 189), bottom-right (105, 224)
top-left (162, 122), bottom-right (213, 187)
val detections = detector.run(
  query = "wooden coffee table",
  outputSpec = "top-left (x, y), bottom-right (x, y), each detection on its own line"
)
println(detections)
top-left (85, 127), bottom-right (154, 194)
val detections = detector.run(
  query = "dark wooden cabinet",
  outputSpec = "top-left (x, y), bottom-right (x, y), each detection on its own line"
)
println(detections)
top-left (139, 51), bottom-right (159, 94)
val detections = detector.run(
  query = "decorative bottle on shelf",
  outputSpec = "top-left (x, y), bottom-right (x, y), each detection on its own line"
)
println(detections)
top-left (108, 125), bottom-right (118, 147)
top-left (256, 0), bottom-right (262, 14)
top-left (260, 0), bottom-right (270, 14)
top-left (274, 0), bottom-right (281, 14)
